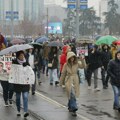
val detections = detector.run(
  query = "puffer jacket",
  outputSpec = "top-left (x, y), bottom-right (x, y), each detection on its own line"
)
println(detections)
top-left (60, 52), bottom-right (86, 98)
top-left (60, 45), bottom-right (70, 72)
top-left (107, 51), bottom-right (120, 87)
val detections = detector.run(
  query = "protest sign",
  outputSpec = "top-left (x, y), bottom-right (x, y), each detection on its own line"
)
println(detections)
top-left (9, 64), bottom-right (35, 84)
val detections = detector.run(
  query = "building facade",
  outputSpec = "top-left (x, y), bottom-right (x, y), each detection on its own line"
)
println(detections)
top-left (0, 0), bottom-right (44, 21)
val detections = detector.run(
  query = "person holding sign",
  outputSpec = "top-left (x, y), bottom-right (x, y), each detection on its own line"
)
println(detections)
top-left (0, 61), bottom-right (14, 107)
top-left (12, 51), bottom-right (30, 118)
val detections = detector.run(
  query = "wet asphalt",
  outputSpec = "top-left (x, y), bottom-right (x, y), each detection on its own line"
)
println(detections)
top-left (0, 69), bottom-right (120, 120)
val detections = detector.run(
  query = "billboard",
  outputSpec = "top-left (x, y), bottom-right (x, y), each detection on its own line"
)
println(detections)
top-left (48, 22), bottom-right (62, 34)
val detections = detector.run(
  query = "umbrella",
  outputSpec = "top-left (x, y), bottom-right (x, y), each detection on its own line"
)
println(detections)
top-left (113, 40), bottom-right (120, 45)
top-left (35, 36), bottom-right (49, 43)
top-left (29, 42), bottom-right (42, 47)
top-left (11, 39), bottom-right (26, 44)
top-left (47, 41), bottom-right (64, 47)
top-left (95, 35), bottom-right (102, 40)
top-left (95, 35), bottom-right (118, 45)
top-left (0, 44), bottom-right (33, 56)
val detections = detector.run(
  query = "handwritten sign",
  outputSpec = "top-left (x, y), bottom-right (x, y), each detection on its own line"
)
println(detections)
top-left (9, 64), bottom-right (35, 84)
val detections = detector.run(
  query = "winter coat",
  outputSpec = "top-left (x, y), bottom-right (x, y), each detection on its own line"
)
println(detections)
top-left (0, 69), bottom-right (9, 81)
top-left (107, 51), bottom-right (120, 87)
top-left (48, 47), bottom-right (58, 69)
top-left (101, 48), bottom-right (112, 70)
top-left (12, 59), bottom-right (30, 93)
top-left (60, 52), bottom-right (86, 98)
top-left (88, 50), bottom-right (102, 71)
top-left (60, 45), bottom-right (70, 72)
top-left (26, 51), bottom-right (39, 70)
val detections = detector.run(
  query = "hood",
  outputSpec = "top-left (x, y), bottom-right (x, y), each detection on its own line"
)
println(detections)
top-left (115, 51), bottom-right (120, 61)
top-left (102, 44), bottom-right (110, 51)
top-left (62, 45), bottom-right (69, 54)
top-left (67, 51), bottom-right (76, 61)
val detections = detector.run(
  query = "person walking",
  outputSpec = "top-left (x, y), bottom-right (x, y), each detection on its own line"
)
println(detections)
top-left (0, 61), bottom-right (14, 106)
top-left (60, 51), bottom-right (86, 116)
top-left (42, 42), bottom-right (50, 76)
top-left (107, 51), bottom-right (120, 112)
top-left (12, 51), bottom-right (30, 118)
top-left (101, 44), bottom-right (112, 89)
top-left (86, 45), bottom-right (102, 91)
top-left (26, 48), bottom-right (39, 95)
top-left (48, 47), bottom-right (59, 86)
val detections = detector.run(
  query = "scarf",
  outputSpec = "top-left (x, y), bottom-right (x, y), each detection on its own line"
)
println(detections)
top-left (17, 58), bottom-right (26, 65)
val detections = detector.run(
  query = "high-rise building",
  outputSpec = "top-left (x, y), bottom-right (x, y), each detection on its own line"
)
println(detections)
top-left (115, 0), bottom-right (120, 14)
top-left (0, 0), bottom-right (44, 21)
top-left (99, 0), bottom-right (108, 23)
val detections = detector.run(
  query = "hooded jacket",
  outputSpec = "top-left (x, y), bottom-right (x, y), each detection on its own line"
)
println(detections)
top-left (60, 52), bottom-right (86, 98)
top-left (60, 45), bottom-right (70, 72)
top-left (101, 45), bottom-right (112, 70)
top-left (107, 51), bottom-right (120, 86)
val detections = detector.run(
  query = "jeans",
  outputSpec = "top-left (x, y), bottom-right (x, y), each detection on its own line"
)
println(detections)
top-left (112, 85), bottom-right (120, 108)
top-left (16, 92), bottom-right (29, 112)
top-left (0, 81), bottom-right (14, 102)
top-left (49, 69), bottom-right (58, 84)
top-left (32, 68), bottom-right (37, 93)
top-left (43, 59), bottom-right (48, 74)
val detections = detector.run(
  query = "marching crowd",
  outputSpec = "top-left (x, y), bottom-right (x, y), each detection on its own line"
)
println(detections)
top-left (0, 37), bottom-right (120, 117)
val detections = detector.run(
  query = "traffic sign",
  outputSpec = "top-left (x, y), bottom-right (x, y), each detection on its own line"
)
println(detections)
top-left (6, 11), bottom-right (19, 20)
top-left (80, 0), bottom-right (87, 2)
top-left (80, 5), bottom-right (88, 10)
top-left (68, 4), bottom-right (76, 9)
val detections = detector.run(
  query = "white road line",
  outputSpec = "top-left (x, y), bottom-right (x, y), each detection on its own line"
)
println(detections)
top-left (0, 91), bottom-right (91, 120)
top-left (36, 91), bottom-right (91, 120)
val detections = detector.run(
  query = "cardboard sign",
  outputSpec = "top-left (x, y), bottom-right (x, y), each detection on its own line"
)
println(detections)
top-left (9, 64), bottom-right (35, 84)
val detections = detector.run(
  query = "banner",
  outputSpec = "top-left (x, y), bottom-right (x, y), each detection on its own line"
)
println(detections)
top-left (9, 64), bottom-right (35, 84)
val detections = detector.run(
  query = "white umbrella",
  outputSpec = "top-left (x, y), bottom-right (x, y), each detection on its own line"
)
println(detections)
top-left (0, 44), bottom-right (33, 56)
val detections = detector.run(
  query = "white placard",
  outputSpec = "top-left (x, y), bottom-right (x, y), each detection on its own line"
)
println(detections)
top-left (9, 64), bottom-right (35, 84)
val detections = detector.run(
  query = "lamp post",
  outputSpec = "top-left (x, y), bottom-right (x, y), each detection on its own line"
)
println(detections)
top-left (11, 0), bottom-right (14, 40)
top-left (76, 0), bottom-right (80, 41)
top-left (46, 7), bottom-right (48, 37)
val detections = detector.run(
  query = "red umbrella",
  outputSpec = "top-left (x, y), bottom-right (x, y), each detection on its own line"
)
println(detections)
top-left (113, 40), bottom-right (120, 45)
top-left (11, 39), bottom-right (25, 45)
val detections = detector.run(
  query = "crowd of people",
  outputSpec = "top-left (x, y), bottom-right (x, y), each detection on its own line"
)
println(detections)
top-left (0, 35), bottom-right (120, 117)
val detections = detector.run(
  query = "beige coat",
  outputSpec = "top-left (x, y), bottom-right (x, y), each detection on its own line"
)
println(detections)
top-left (60, 52), bottom-right (86, 99)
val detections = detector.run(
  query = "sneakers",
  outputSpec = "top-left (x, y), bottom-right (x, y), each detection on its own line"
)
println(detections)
top-left (32, 91), bottom-right (35, 95)
top-left (17, 112), bottom-right (21, 116)
top-left (88, 86), bottom-right (92, 90)
top-left (94, 87), bottom-right (100, 91)
top-left (38, 81), bottom-right (42, 85)
top-left (50, 83), bottom-right (53, 85)
top-left (72, 111), bottom-right (77, 117)
top-left (9, 100), bottom-right (13, 106)
top-left (4, 101), bottom-right (9, 107)
top-left (55, 81), bottom-right (59, 86)
top-left (24, 112), bottom-right (29, 118)
top-left (62, 85), bottom-right (65, 88)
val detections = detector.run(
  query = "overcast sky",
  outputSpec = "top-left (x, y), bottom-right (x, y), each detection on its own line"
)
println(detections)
top-left (88, 0), bottom-right (101, 15)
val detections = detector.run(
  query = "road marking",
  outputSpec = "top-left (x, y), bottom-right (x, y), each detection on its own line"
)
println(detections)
top-left (36, 91), bottom-right (91, 120)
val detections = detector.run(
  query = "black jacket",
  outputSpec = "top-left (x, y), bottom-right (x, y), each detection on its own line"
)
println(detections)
top-left (12, 59), bottom-right (30, 93)
top-left (48, 52), bottom-right (58, 69)
top-left (88, 50), bottom-right (102, 71)
top-left (107, 51), bottom-right (120, 86)
top-left (101, 50), bottom-right (112, 70)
